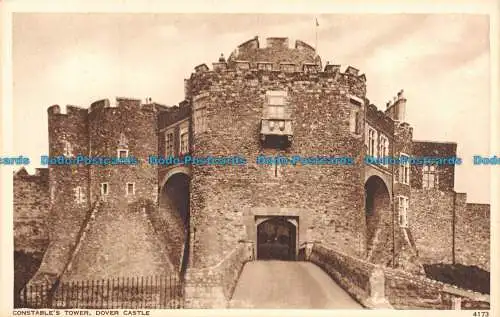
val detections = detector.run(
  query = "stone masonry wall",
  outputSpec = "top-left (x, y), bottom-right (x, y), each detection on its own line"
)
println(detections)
top-left (410, 189), bottom-right (490, 272)
top-left (309, 243), bottom-right (490, 310)
top-left (309, 243), bottom-right (384, 308)
top-left (30, 105), bottom-right (91, 285)
top-left (456, 203), bottom-right (490, 271)
top-left (384, 268), bottom-right (490, 309)
top-left (187, 66), bottom-right (368, 268)
top-left (13, 168), bottom-right (50, 254)
top-left (410, 189), bottom-right (455, 264)
top-left (184, 241), bottom-right (253, 308)
top-left (411, 141), bottom-right (457, 191)
top-left (61, 200), bottom-right (173, 281)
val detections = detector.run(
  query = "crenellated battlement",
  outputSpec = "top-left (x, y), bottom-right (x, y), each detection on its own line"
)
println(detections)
top-left (14, 167), bottom-right (49, 181)
top-left (158, 100), bottom-right (191, 129)
top-left (47, 104), bottom-right (87, 116)
top-left (48, 97), bottom-right (159, 120)
top-left (194, 58), bottom-right (365, 80)
top-left (226, 36), bottom-right (319, 70)
top-left (187, 61), bottom-right (367, 101)
top-left (187, 36), bottom-right (370, 95)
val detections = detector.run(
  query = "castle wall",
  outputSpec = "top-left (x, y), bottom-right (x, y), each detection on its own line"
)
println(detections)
top-left (62, 201), bottom-right (173, 281)
top-left (456, 203), bottom-right (490, 271)
top-left (187, 66), bottom-right (368, 268)
top-left (410, 190), bottom-right (490, 272)
top-left (13, 169), bottom-right (50, 254)
top-left (409, 189), bottom-right (455, 265)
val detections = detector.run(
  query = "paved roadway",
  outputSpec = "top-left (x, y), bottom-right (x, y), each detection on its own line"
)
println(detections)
top-left (229, 261), bottom-right (364, 309)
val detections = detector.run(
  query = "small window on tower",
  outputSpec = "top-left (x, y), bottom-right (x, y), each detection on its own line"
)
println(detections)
top-left (194, 107), bottom-right (207, 134)
top-left (63, 140), bottom-right (73, 157)
top-left (74, 186), bottom-right (86, 204)
top-left (117, 149), bottom-right (129, 158)
top-left (100, 183), bottom-right (109, 196)
top-left (266, 91), bottom-right (286, 106)
top-left (126, 183), bottom-right (135, 196)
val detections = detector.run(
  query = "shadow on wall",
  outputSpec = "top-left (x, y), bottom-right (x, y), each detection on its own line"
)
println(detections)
top-left (423, 263), bottom-right (490, 294)
top-left (14, 251), bottom-right (44, 307)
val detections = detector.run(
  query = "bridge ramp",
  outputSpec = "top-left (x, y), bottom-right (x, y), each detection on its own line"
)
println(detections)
top-left (229, 260), bottom-right (363, 309)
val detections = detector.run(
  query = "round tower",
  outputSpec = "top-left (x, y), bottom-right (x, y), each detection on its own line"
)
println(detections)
top-left (188, 36), bottom-right (368, 268)
top-left (29, 104), bottom-right (90, 284)
top-left (87, 98), bottom-right (158, 206)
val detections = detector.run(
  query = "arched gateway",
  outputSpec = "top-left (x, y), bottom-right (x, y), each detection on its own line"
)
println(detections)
top-left (364, 175), bottom-right (392, 263)
top-left (158, 168), bottom-right (191, 273)
top-left (256, 217), bottom-right (297, 261)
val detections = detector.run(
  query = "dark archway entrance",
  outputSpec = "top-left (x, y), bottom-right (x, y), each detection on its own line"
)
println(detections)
top-left (365, 175), bottom-right (391, 264)
top-left (257, 217), bottom-right (297, 261)
top-left (159, 171), bottom-right (190, 274)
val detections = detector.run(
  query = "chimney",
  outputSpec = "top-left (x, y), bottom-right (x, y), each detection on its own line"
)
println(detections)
top-left (394, 89), bottom-right (406, 122)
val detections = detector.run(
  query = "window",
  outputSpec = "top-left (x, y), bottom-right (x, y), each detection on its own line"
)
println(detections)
top-left (350, 109), bottom-right (363, 135)
top-left (266, 91), bottom-right (286, 106)
top-left (117, 149), bottom-right (129, 158)
top-left (50, 186), bottom-right (55, 203)
top-left (194, 108), bottom-right (207, 134)
top-left (399, 154), bottom-right (410, 184)
top-left (63, 140), bottom-right (73, 157)
top-left (165, 130), bottom-right (174, 156)
top-left (74, 186), bottom-right (85, 204)
top-left (126, 183), bottom-right (135, 196)
top-left (367, 127), bottom-right (377, 157)
top-left (398, 196), bottom-right (409, 228)
top-left (119, 133), bottom-right (128, 147)
top-left (350, 110), bottom-right (357, 134)
top-left (267, 106), bottom-right (286, 118)
top-left (378, 134), bottom-right (389, 166)
top-left (179, 126), bottom-right (189, 155)
top-left (422, 164), bottom-right (439, 189)
top-left (100, 183), bottom-right (109, 196)
top-left (355, 111), bottom-right (362, 134)
top-left (265, 91), bottom-right (287, 119)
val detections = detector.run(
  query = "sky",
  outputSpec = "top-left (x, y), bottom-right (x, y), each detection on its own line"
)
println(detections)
top-left (12, 13), bottom-right (491, 203)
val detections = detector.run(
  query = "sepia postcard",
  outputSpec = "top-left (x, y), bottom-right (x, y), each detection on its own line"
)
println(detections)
top-left (0, 1), bottom-right (498, 316)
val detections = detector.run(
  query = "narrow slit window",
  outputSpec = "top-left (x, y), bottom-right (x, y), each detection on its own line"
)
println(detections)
top-left (100, 183), bottom-right (109, 196)
top-left (126, 183), bottom-right (135, 196)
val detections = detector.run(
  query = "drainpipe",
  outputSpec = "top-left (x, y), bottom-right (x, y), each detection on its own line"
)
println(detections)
top-left (452, 192), bottom-right (456, 264)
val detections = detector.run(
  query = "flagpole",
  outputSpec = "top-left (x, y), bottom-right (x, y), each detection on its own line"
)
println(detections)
top-left (315, 17), bottom-right (319, 54)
